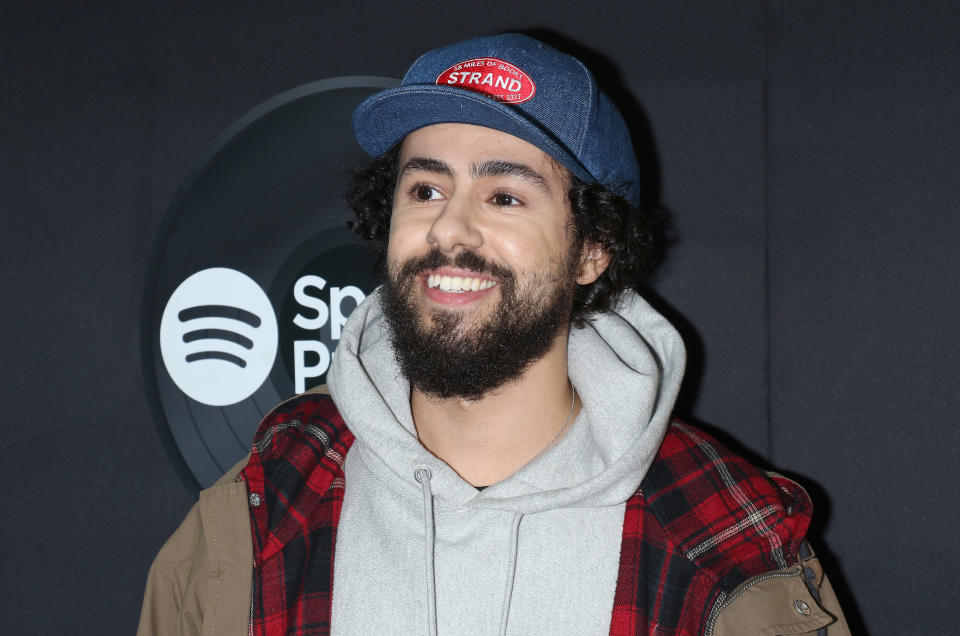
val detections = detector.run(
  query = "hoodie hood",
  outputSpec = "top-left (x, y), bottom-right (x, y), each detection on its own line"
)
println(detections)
top-left (326, 287), bottom-right (686, 513)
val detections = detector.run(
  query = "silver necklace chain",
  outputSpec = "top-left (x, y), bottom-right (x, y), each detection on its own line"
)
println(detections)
top-left (515, 380), bottom-right (576, 475)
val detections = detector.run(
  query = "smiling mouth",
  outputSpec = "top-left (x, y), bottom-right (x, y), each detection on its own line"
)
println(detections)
top-left (425, 273), bottom-right (498, 293)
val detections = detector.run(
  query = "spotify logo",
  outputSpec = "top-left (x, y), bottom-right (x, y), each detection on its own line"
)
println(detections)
top-left (160, 268), bottom-right (278, 406)
top-left (143, 76), bottom-right (396, 491)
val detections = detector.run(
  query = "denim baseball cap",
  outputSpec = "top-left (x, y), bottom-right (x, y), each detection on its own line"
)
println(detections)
top-left (352, 33), bottom-right (641, 204)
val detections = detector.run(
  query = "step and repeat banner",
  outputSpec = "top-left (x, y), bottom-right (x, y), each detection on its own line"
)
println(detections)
top-left (142, 77), bottom-right (397, 489)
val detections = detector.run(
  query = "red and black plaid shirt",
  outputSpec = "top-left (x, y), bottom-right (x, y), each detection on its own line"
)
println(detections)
top-left (242, 394), bottom-right (812, 635)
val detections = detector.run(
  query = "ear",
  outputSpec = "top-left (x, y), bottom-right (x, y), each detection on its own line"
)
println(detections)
top-left (576, 244), bottom-right (611, 285)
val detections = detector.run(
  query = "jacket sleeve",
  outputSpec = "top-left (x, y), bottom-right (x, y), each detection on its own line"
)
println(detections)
top-left (712, 542), bottom-right (851, 636)
top-left (136, 503), bottom-right (208, 636)
top-left (137, 459), bottom-right (252, 636)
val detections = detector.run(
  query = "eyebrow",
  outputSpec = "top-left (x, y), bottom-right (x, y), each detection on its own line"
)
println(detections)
top-left (470, 160), bottom-right (552, 194)
top-left (399, 156), bottom-right (552, 195)
top-left (399, 157), bottom-right (454, 178)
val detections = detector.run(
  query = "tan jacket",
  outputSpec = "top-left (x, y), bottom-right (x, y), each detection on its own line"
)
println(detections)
top-left (138, 459), bottom-right (849, 636)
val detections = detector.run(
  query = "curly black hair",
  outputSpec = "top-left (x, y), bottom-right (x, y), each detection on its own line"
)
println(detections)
top-left (345, 145), bottom-right (660, 326)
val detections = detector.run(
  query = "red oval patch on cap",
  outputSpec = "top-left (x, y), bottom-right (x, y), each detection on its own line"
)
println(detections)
top-left (436, 57), bottom-right (536, 104)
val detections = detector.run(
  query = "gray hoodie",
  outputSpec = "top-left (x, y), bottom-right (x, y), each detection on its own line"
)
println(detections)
top-left (326, 288), bottom-right (685, 635)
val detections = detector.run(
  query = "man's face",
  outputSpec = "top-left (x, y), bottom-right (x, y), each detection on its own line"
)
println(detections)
top-left (381, 123), bottom-right (582, 400)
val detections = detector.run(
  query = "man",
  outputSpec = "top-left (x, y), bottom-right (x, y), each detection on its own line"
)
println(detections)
top-left (139, 34), bottom-right (849, 635)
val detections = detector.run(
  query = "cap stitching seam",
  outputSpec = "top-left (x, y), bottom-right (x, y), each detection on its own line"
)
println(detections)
top-left (572, 58), bottom-right (594, 158)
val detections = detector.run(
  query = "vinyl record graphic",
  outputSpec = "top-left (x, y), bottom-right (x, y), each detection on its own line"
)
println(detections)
top-left (142, 77), bottom-right (397, 492)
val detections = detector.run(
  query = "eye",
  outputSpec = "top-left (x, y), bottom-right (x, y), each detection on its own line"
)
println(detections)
top-left (411, 184), bottom-right (442, 202)
top-left (490, 192), bottom-right (521, 207)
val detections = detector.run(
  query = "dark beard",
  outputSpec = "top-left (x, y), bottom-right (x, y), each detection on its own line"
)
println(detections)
top-left (381, 248), bottom-right (576, 401)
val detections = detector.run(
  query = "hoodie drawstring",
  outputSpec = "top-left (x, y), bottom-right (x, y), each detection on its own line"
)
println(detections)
top-left (414, 466), bottom-right (438, 636)
top-left (498, 512), bottom-right (524, 636)
top-left (413, 468), bottom-right (523, 636)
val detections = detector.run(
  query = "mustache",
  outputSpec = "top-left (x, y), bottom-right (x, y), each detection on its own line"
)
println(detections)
top-left (396, 249), bottom-right (515, 282)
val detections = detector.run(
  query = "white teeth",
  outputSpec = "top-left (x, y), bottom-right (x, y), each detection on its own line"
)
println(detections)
top-left (427, 273), bottom-right (497, 292)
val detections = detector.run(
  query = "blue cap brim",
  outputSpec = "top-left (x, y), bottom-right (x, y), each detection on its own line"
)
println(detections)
top-left (352, 84), bottom-right (595, 184)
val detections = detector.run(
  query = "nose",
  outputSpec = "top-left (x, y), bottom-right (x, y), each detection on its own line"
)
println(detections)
top-left (426, 194), bottom-right (483, 254)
